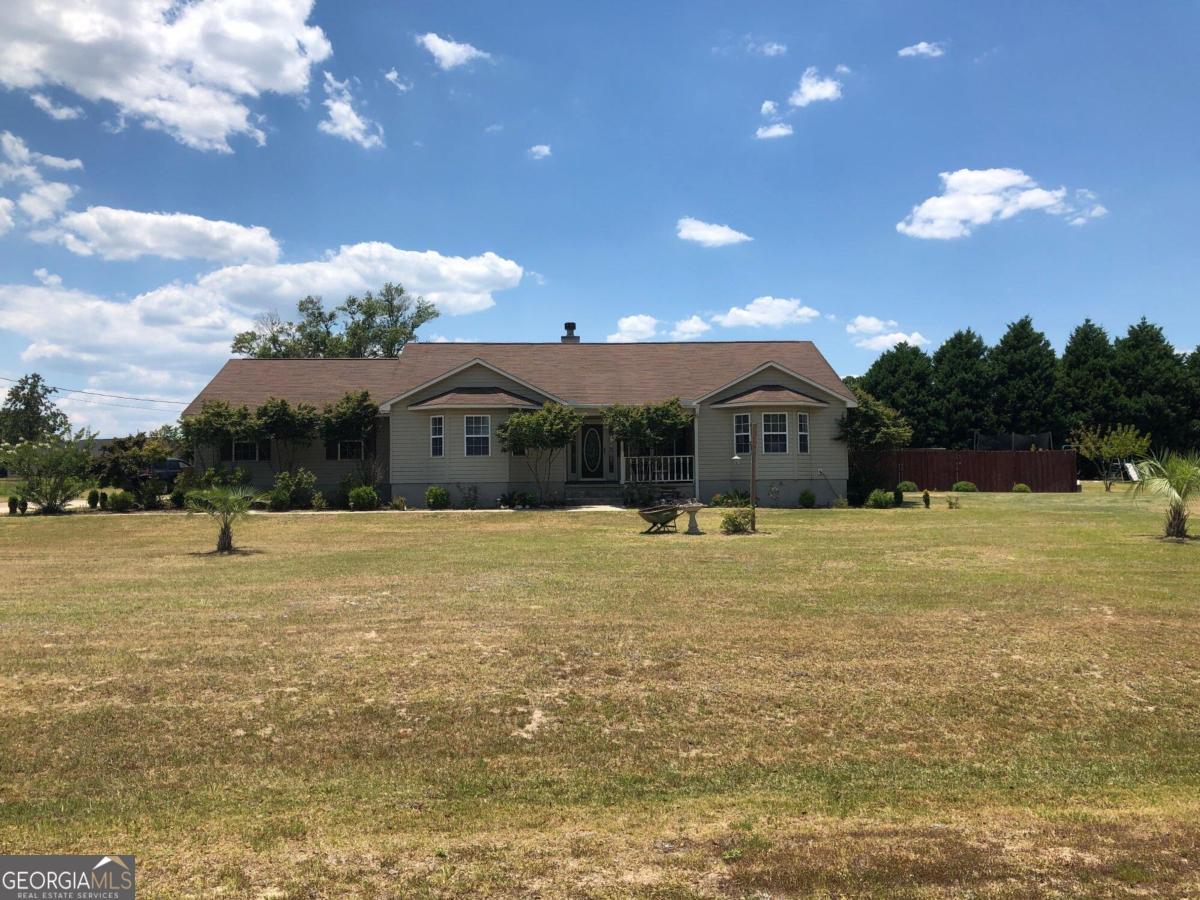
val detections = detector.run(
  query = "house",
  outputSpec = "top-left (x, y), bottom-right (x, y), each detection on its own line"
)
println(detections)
top-left (182, 323), bottom-right (857, 507)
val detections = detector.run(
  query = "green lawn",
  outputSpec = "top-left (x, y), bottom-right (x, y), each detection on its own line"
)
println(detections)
top-left (2, 489), bottom-right (1198, 897)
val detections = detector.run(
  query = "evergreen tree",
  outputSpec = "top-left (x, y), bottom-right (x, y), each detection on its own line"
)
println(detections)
top-left (988, 316), bottom-right (1058, 436)
top-left (930, 329), bottom-right (993, 448)
top-left (1053, 319), bottom-right (1119, 432)
top-left (1187, 348), bottom-right (1200, 449)
top-left (859, 342), bottom-right (936, 446)
top-left (1112, 318), bottom-right (1193, 450)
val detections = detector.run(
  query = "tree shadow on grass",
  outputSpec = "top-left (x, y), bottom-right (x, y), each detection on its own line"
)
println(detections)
top-left (186, 548), bottom-right (267, 558)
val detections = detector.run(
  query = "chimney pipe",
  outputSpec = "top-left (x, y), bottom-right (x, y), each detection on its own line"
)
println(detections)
top-left (561, 321), bottom-right (580, 343)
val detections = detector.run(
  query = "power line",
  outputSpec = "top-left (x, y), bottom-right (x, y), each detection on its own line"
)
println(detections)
top-left (0, 376), bottom-right (187, 405)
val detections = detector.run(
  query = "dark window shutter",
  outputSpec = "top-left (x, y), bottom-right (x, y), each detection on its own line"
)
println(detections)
top-left (365, 432), bottom-right (377, 458)
top-left (219, 441), bottom-right (233, 462)
top-left (258, 439), bottom-right (272, 461)
top-left (325, 440), bottom-right (337, 461)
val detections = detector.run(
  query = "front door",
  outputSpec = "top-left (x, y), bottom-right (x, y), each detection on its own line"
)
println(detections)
top-left (581, 424), bottom-right (605, 480)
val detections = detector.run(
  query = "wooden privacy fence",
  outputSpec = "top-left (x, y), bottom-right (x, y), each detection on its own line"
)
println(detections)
top-left (880, 449), bottom-right (1079, 493)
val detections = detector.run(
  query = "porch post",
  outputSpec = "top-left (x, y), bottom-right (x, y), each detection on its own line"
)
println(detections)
top-left (692, 406), bottom-right (700, 499)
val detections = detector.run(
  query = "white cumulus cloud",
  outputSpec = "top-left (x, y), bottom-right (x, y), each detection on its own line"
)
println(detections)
top-left (676, 216), bottom-right (752, 247)
top-left (50, 207), bottom-right (280, 263)
top-left (853, 331), bottom-right (930, 351)
top-left (416, 33), bottom-right (491, 70)
top-left (670, 315), bottom-right (711, 341)
top-left (0, 0), bottom-right (332, 152)
top-left (898, 41), bottom-right (946, 58)
top-left (606, 314), bottom-right (659, 343)
top-left (755, 123), bottom-right (793, 139)
top-left (319, 72), bottom-right (384, 149)
top-left (789, 66), bottom-right (842, 107)
top-left (845, 314), bottom-right (898, 335)
top-left (760, 100), bottom-right (778, 117)
top-left (527, 144), bottom-right (552, 160)
top-left (711, 296), bottom-right (819, 328)
top-left (30, 92), bottom-right (83, 120)
top-left (17, 181), bottom-right (75, 221)
top-left (896, 168), bottom-right (1104, 239)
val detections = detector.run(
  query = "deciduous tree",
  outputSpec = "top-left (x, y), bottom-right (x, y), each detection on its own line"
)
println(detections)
top-left (497, 403), bottom-right (585, 502)
top-left (0, 373), bottom-right (69, 443)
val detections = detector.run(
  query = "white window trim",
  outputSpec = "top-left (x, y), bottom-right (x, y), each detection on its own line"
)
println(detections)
top-left (430, 415), bottom-right (444, 458)
top-left (232, 440), bottom-right (259, 462)
top-left (762, 411), bottom-right (788, 454)
top-left (797, 412), bottom-right (810, 455)
top-left (733, 413), bottom-right (751, 455)
top-left (464, 414), bottom-right (491, 457)
top-left (338, 439), bottom-right (364, 461)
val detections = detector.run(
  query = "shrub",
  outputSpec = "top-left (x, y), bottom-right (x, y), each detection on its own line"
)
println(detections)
top-left (198, 466), bottom-right (251, 489)
top-left (131, 477), bottom-right (166, 510)
top-left (952, 481), bottom-right (978, 492)
top-left (268, 488), bottom-right (291, 512)
top-left (798, 489), bottom-right (817, 509)
top-left (720, 508), bottom-right (754, 534)
top-left (893, 487), bottom-right (904, 507)
top-left (390, 496), bottom-right (408, 511)
top-left (832, 496), bottom-right (849, 509)
top-left (897, 480), bottom-right (919, 492)
top-left (170, 487), bottom-right (188, 509)
top-left (17, 498), bottom-right (27, 515)
top-left (7, 496), bottom-right (17, 516)
top-left (310, 491), bottom-right (327, 511)
top-left (947, 495), bottom-right (961, 509)
top-left (865, 489), bottom-right (894, 509)
top-left (425, 485), bottom-right (451, 510)
top-left (456, 482), bottom-right (479, 510)
top-left (515, 491), bottom-right (536, 509)
top-left (498, 491), bottom-right (517, 509)
top-left (273, 468), bottom-right (317, 509)
top-left (1012, 483), bottom-right (1032, 493)
top-left (99, 491), bottom-right (108, 510)
top-left (108, 491), bottom-right (135, 513)
top-left (922, 490), bottom-right (931, 509)
top-left (710, 489), bottom-right (751, 508)
top-left (86, 489), bottom-right (100, 509)
top-left (348, 485), bottom-right (379, 511)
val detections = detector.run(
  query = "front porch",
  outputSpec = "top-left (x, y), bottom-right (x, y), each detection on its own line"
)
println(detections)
top-left (566, 417), bottom-right (695, 488)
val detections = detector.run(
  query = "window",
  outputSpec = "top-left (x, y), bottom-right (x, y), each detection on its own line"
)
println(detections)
top-left (233, 440), bottom-right (259, 462)
top-left (430, 416), bottom-right (444, 458)
top-left (464, 415), bottom-right (490, 456)
top-left (762, 413), bottom-right (788, 453)
top-left (797, 413), bottom-right (810, 454)
top-left (734, 413), bottom-right (751, 455)
top-left (338, 440), bottom-right (364, 461)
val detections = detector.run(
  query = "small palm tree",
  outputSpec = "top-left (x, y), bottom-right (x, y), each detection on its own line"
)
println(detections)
top-left (186, 486), bottom-right (262, 553)
top-left (1134, 452), bottom-right (1200, 540)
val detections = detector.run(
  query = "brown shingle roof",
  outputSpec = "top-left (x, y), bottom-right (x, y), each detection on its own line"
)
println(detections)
top-left (710, 384), bottom-right (831, 408)
top-left (183, 341), bottom-right (854, 414)
top-left (407, 387), bottom-right (540, 410)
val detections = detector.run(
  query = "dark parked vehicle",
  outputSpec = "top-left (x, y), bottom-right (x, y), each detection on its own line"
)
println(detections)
top-left (139, 457), bottom-right (191, 488)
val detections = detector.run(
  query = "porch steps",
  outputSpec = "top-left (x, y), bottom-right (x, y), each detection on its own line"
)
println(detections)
top-left (563, 483), bottom-right (625, 506)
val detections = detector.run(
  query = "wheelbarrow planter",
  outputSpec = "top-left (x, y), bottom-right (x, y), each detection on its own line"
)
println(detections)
top-left (638, 501), bottom-right (705, 534)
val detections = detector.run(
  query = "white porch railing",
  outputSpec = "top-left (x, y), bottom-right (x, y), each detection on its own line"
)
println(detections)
top-left (623, 455), bottom-right (694, 484)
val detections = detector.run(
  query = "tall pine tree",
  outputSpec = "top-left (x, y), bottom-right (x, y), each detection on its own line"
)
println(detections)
top-left (1112, 318), bottom-right (1192, 450)
top-left (1186, 347), bottom-right (1200, 449)
top-left (930, 329), bottom-right (993, 448)
top-left (988, 316), bottom-right (1059, 437)
top-left (1053, 319), bottom-right (1120, 431)
top-left (859, 342), bottom-right (936, 446)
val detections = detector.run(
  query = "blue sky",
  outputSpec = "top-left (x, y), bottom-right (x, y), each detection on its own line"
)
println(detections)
top-left (0, 0), bottom-right (1197, 434)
